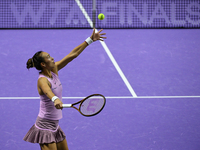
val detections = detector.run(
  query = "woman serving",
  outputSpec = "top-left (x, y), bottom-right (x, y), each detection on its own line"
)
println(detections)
top-left (23, 29), bottom-right (106, 150)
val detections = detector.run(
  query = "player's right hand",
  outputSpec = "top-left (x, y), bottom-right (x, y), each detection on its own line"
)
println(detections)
top-left (54, 99), bottom-right (63, 109)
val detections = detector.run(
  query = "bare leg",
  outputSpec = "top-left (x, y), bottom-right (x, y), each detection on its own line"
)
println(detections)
top-left (40, 142), bottom-right (57, 150)
top-left (56, 139), bottom-right (69, 150)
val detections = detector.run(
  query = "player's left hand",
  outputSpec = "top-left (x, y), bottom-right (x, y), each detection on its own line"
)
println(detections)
top-left (90, 28), bottom-right (106, 42)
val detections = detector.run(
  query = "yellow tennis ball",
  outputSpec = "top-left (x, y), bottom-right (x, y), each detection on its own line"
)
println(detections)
top-left (98, 13), bottom-right (105, 20)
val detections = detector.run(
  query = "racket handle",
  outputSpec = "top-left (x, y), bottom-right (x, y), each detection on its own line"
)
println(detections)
top-left (62, 104), bottom-right (72, 108)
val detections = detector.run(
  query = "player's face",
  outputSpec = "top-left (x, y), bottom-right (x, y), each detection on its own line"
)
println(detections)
top-left (41, 52), bottom-right (55, 69)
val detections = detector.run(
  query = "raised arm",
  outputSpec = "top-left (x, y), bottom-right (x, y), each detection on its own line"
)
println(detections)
top-left (55, 29), bottom-right (106, 71)
top-left (55, 41), bottom-right (88, 71)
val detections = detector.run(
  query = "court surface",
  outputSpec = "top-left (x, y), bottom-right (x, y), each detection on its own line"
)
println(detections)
top-left (0, 29), bottom-right (200, 150)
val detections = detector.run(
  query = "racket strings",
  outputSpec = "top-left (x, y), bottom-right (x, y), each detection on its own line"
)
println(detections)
top-left (80, 96), bottom-right (105, 116)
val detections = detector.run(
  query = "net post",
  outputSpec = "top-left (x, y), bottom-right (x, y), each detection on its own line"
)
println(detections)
top-left (92, 0), bottom-right (96, 28)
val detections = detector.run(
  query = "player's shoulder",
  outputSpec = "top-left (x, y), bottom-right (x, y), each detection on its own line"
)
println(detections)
top-left (37, 77), bottom-right (52, 88)
top-left (38, 77), bottom-right (49, 85)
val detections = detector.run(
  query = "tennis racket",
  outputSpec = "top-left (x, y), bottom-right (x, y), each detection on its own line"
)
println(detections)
top-left (62, 94), bottom-right (106, 117)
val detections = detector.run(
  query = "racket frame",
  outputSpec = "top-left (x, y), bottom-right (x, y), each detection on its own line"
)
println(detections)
top-left (62, 94), bottom-right (106, 117)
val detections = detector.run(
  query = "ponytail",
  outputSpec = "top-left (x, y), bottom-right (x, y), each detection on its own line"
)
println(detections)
top-left (26, 51), bottom-right (44, 71)
top-left (26, 58), bottom-right (34, 69)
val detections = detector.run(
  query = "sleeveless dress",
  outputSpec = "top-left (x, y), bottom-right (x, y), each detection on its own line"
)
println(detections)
top-left (23, 72), bottom-right (66, 144)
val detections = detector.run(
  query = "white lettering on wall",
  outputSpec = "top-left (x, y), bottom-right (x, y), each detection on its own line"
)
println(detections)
top-left (127, 2), bottom-right (148, 25)
top-left (65, 3), bottom-right (86, 25)
top-left (49, 2), bottom-right (69, 25)
top-left (186, 2), bottom-right (200, 25)
top-left (9, 1), bottom-right (200, 27)
top-left (101, 2), bottom-right (118, 25)
top-left (11, 2), bottom-right (46, 25)
top-left (148, 2), bottom-right (170, 25)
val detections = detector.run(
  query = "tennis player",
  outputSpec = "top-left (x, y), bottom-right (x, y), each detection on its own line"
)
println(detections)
top-left (23, 29), bottom-right (106, 150)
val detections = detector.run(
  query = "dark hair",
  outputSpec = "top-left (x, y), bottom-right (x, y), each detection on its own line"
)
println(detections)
top-left (26, 51), bottom-right (44, 70)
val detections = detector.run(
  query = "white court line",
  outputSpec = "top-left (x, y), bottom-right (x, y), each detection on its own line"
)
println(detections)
top-left (0, 96), bottom-right (200, 99)
top-left (74, 0), bottom-right (93, 27)
top-left (75, 0), bottom-right (137, 97)
top-left (99, 40), bottom-right (137, 97)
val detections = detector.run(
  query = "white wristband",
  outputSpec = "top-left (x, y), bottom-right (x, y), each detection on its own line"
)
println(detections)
top-left (85, 37), bottom-right (93, 45)
top-left (51, 96), bottom-right (59, 102)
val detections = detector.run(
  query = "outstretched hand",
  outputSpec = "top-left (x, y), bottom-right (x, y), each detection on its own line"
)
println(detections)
top-left (90, 28), bottom-right (106, 42)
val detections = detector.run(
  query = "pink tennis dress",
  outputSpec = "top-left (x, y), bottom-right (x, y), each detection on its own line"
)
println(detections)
top-left (23, 72), bottom-right (66, 144)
